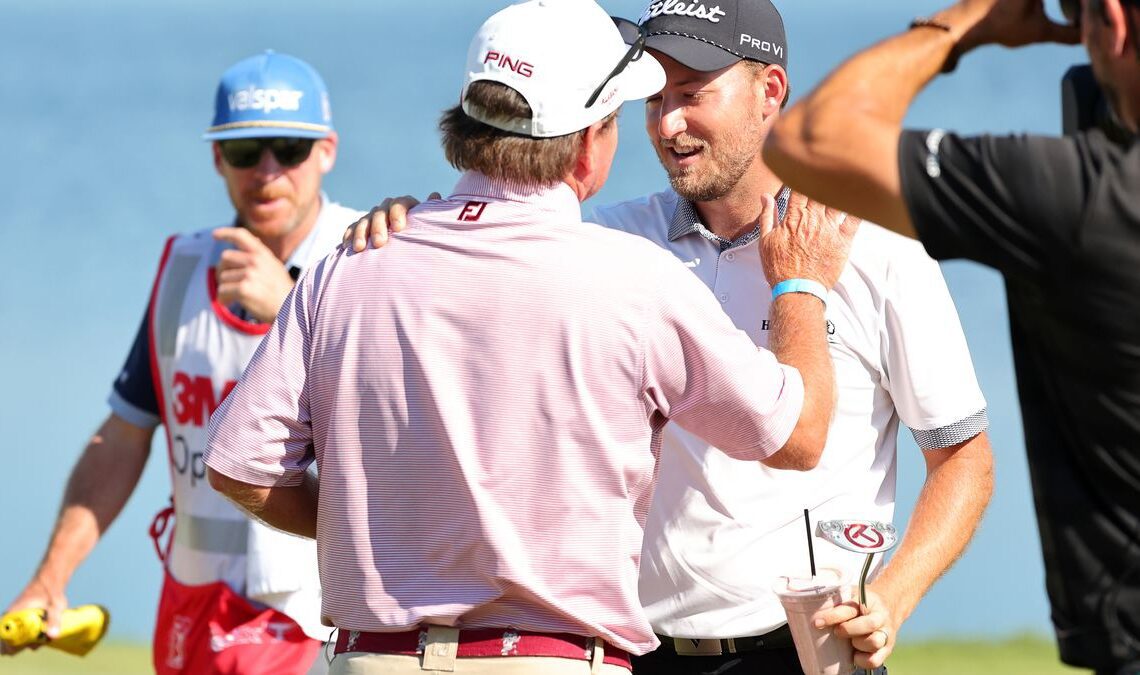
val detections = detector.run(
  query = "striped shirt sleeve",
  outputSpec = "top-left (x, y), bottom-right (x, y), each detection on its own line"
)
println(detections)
top-left (641, 255), bottom-right (804, 461)
top-left (204, 263), bottom-right (318, 487)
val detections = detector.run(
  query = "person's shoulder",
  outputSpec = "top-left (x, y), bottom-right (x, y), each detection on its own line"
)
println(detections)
top-left (573, 216), bottom-right (694, 281)
top-left (303, 198), bottom-right (364, 253)
top-left (850, 221), bottom-right (931, 261)
top-left (590, 189), bottom-right (677, 237)
top-left (843, 221), bottom-right (945, 291)
top-left (163, 227), bottom-right (218, 255)
top-left (321, 200), bottom-right (366, 224)
top-left (1074, 129), bottom-right (1140, 174)
top-left (315, 199), bottom-right (366, 236)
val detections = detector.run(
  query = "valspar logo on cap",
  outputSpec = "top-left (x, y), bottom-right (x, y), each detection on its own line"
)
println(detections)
top-left (227, 86), bottom-right (305, 114)
top-left (204, 51), bottom-right (334, 140)
top-left (640, 0), bottom-right (727, 24)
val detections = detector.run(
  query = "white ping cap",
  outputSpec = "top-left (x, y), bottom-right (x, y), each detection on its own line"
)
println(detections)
top-left (462, 0), bottom-right (665, 138)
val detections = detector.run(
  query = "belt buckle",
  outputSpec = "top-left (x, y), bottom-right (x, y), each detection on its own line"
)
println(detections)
top-left (421, 626), bottom-right (460, 671)
top-left (671, 637), bottom-right (723, 656)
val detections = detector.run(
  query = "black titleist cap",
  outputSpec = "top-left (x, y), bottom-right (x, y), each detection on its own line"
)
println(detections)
top-left (638, 0), bottom-right (787, 72)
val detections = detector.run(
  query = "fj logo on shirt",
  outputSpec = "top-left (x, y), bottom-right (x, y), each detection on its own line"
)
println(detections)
top-left (459, 201), bottom-right (488, 222)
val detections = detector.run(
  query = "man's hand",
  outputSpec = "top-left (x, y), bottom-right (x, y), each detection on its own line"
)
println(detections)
top-left (342, 193), bottom-right (440, 253)
top-left (952, 0), bottom-right (1079, 53)
top-left (213, 228), bottom-right (295, 323)
top-left (760, 191), bottom-right (860, 289)
top-left (813, 585), bottom-right (897, 670)
top-left (1, 579), bottom-right (66, 655)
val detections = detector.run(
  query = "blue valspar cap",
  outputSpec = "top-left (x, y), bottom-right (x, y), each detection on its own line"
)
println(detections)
top-left (203, 50), bottom-right (333, 141)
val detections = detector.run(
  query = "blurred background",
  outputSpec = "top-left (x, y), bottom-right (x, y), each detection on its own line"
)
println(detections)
top-left (0, 0), bottom-right (1085, 663)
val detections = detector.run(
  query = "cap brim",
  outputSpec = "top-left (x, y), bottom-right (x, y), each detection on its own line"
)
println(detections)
top-left (613, 51), bottom-right (666, 103)
top-left (202, 125), bottom-right (331, 141)
top-left (644, 33), bottom-right (741, 72)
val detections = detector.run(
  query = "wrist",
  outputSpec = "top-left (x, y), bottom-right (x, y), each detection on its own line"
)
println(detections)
top-left (771, 278), bottom-right (829, 307)
top-left (867, 576), bottom-right (916, 626)
top-left (909, 4), bottom-right (987, 73)
top-left (31, 573), bottom-right (65, 597)
top-left (933, 3), bottom-right (991, 54)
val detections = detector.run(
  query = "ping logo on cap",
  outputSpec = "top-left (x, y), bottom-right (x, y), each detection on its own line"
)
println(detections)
top-left (227, 86), bottom-right (305, 114)
top-left (640, 0), bottom-right (727, 24)
top-left (483, 51), bottom-right (535, 78)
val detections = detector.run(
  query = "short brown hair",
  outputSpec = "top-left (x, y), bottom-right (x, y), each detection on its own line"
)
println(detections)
top-left (440, 82), bottom-right (587, 184)
top-left (742, 60), bottom-right (791, 109)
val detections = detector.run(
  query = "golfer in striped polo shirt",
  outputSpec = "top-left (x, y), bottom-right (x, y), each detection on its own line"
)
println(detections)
top-left (204, 1), bottom-right (856, 673)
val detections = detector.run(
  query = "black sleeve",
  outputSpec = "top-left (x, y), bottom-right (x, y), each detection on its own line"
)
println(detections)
top-left (111, 311), bottom-right (160, 419)
top-left (897, 128), bottom-right (1090, 280)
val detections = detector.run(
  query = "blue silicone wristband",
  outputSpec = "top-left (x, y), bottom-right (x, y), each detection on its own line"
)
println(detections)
top-left (771, 279), bottom-right (828, 306)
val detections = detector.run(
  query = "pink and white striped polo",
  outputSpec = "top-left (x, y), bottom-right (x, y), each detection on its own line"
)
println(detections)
top-left (204, 172), bottom-right (804, 655)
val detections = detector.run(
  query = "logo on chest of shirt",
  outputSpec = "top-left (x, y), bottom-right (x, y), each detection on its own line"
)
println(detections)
top-left (458, 201), bottom-right (488, 222)
top-left (758, 318), bottom-right (839, 343)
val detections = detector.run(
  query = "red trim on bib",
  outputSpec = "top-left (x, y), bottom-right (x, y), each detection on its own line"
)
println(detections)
top-left (207, 266), bottom-right (272, 336)
top-left (147, 236), bottom-right (178, 463)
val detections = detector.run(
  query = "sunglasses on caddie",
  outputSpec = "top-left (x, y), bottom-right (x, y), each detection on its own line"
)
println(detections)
top-left (218, 137), bottom-right (316, 169)
top-left (585, 17), bottom-right (648, 108)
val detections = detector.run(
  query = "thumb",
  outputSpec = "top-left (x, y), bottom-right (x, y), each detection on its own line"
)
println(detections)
top-left (758, 194), bottom-right (777, 238)
top-left (43, 604), bottom-right (63, 640)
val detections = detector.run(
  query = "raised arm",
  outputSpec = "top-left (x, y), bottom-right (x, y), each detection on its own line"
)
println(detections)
top-left (761, 192), bottom-right (860, 469)
top-left (762, 0), bottom-right (1078, 237)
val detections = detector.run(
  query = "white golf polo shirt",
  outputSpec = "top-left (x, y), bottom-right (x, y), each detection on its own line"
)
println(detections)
top-left (592, 189), bottom-right (988, 639)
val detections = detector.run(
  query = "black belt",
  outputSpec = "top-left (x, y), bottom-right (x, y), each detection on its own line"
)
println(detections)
top-left (657, 624), bottom-right (794, 656)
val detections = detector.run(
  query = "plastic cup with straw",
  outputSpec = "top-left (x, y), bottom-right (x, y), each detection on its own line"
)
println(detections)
top-left (772, 510), bottom-right (856, 675)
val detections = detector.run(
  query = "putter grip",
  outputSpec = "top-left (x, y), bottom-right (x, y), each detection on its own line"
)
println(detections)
top-left (0, 604), bottom-right (110, 656)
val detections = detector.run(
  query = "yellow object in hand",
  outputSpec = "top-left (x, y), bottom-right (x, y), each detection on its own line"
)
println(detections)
top-left (0, 605), bottom-right (110, 656)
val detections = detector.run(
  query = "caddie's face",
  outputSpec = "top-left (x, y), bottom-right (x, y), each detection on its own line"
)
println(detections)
top-left (213, 134), bottom-right (338, 240)
top-left (644, 50), bottom-right (779, 202)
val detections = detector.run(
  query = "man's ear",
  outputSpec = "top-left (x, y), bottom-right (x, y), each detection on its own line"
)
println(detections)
top-left (572, 122), bottom-right (601, 182)
top-left (212, 142), bottom-right (224, 175)
top-left (761, 64), bottom-right (789, 115)
top-left (1101, 0), bottom-right (1131, 55)
top-left (317, 132), bottom-right (339, 174)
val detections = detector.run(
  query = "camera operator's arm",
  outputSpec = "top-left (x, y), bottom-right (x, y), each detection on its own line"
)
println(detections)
top-left (763, 0), bottom-right (1078, 237)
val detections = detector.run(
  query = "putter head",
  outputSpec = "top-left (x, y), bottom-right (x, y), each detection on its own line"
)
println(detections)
top-left (816, 519), bottom-right (898, 554)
